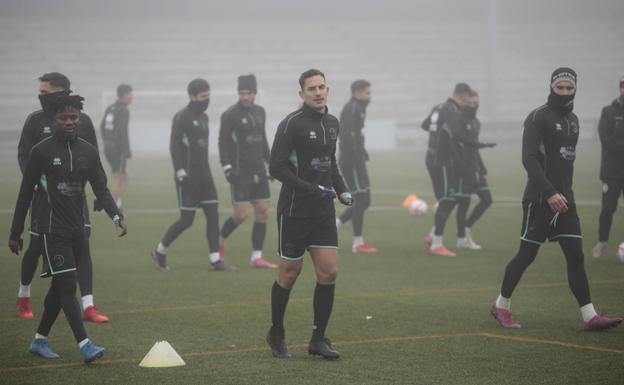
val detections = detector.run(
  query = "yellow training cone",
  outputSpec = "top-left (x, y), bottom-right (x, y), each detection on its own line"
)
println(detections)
top-left (139, 341), bottom-right (186, 368)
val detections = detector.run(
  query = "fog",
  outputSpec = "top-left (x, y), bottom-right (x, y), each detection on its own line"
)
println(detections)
top-left (1, 0), bottom-right (622, 155)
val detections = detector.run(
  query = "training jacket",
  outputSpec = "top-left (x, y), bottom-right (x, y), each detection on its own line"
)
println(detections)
top-left (338, 97), bottom-right (369, 168)
top-left (521, 103), bottom-right (580, 203)
top-left (170, 104), bottom-right (212, 179)
top-left (218, 101), bottom-right (270, 175)
top-left (597, 97), bottom-right (624, 180)
top-left (11, 133), bottom-right (120, 240)
top-left (270, 103), bottom-right (348, 218)
top-left (421, 98), bottom-right (463, 169)
top-left (18, 110), bottom-right (98, 173)
top-left (100, 100), bottom-right (131, 158)
top-left (458, 116), bottom-right (488, 177)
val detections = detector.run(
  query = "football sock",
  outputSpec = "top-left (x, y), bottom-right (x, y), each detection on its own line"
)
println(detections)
top-left (312, 283), bottom-right (335, 340)
top-left (271, 281), bottom-right (291, 336)
top-left (251, 250), bottom-right (262, 262)
top-left (156, 242), bottom-right (167, 255)
top-left (21, 235), bottom-right (42, 286)
top-left (81, 295), bottom-right (94, 310)
top-left (252, 222), bottom-right (266, 252)
top-left (77, 239), bottom-right (93, 297)
top-left (162, 210), bottom-right (196, 246)
top-left (18, 284), bottom-right (31, 298)
top-left (580, 303), bottom-right (598, 322)
top-left (431, 235), bottom-right (443, 249)
top-left (35, 333), bottom-right (47, 340)
top-left (495, 294), bottom-right (511, 310)
top-left (466, 189), bottom-right (492, 227)
top-left (78, 338), bottom-right (90, 348)
top-left (501, 241), bottom-right (540, 298)
top-left (221, 217), bottom-right (239, 239)
top-left (209, 253), bottom-right (220, 264)
top-left (202, 204), bottom-right (220, 254)
top-left (353, 236), bottom-right (364, 246)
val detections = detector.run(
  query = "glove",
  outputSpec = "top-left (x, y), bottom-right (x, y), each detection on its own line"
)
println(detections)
top-left (176, 169), bottom-right (188, 182)
top-left (317, 185), bottom-right (337, 199)
top-left (223, 165), bottom-right (236, 184)
top-left (339, 192), bottom-right (354, 206)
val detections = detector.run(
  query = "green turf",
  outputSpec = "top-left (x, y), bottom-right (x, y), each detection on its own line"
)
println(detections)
top-left (0, 142), bottom-right (623, 385)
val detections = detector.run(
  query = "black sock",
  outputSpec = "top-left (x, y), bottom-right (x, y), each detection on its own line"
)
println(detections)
top-left (21, 234), bottom-right (42, 286)
top-left (560, 238), bottom-right (591, 306)
top-left (37, 278), bottom-right (62, 337)
top-left (501, 241), bottom-right (540, 298)
top-left (252, 222), bottom-right (266, 251)
top-left (271, 281), bottom-right (291, 336)
top-left (466, 190), bottom-right (492, 228)
top-left (434, 200), bottom-right (456, 236)
top-left (162, 210), bottom-right (196, 247)
top-left (455, 197), bottom-right (470, 237)
top-left (202, 204), bottom-right (220, 253)
top-left (312, 283), bottom-right (335, 340)
top-left (339, 207), bottom-right (353, 224)
top-left (58, 272), bottom-right (87, 343)
top-left (221, 217), bottom-right (240, 240)
top-left (77, 236), bottom-right (93, 297)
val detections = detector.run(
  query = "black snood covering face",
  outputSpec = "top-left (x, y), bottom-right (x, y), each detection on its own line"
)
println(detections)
top-left (547, 67), bottom-right (576, 115)
top-left (462, 105), bottom-right (479, 120)
top-left (547, 92), bottom-right (575, 115)
top-left (39, 90), bottom-right (71, 117)
top-left (189, 99), bottom-right (209, 113)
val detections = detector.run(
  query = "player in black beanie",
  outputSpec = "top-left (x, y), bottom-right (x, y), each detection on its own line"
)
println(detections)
top-left (547, 67), bottom-right (577, 114)
top-left (490, 68), bottom-right (622, 331)
top-left (238, 74), bottom-right (257, 93)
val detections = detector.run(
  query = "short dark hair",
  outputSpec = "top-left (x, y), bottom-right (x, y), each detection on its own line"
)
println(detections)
top-left (299, 69), bottom-right (325, 89)
top-left (47, 94), bottom-right (84, 117)
top-left (187, 78), bottom-right (210, 96)
top-left (470, 89), bottom-right (479, 97)
top-left (453, 82), bottom-right (472, 97)
top-left (38, 72), bottom-right (71, 91)
top-left (351, 79), bottom-right (371, 94)
top-left (117, 84), bottom-right (133, 98)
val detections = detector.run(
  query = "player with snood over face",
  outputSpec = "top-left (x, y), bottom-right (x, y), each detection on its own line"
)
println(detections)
top-left (490, 68), bottom-right (622, 331)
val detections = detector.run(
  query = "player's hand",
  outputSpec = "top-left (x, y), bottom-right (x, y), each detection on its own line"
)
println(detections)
top-left (547, 193), bottom-right (568, 213)
top-left (115, 219), bottom-right (128, 237)
top-left (223, 165), bottom-right (236, 184)
top-left (339, 192), bottom-right (354, 206)
top-left (317, 185), bottom-right (337, 199)
top-left (8, 238), bottom-right (23, 255)
top-left (176, 169), bottom-right (188, 183)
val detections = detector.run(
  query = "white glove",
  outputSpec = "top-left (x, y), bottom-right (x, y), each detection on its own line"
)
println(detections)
top-left (176, 169), bottom-right (188, 182)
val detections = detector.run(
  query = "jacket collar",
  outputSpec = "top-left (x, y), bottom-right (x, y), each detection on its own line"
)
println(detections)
top-left (301, 102), bottom-right (327, 119)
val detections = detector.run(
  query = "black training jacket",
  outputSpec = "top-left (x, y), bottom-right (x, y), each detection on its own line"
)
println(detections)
top-left (170, 104), bottom-right (212, 179)
top-left (458, 116), bottom-right (490, 177)
top-left (11, 134), bottom-right (120, 240)
top-left (521, 103), bottom-right (580, 203)
top-left (100, 100), bottom-right (131, 158)
top-left (218, 101), bottom-right (270, 175)
top-left (270, 104), bottom-right (348, 218)
top-left (597, 97), bottom-right (624, 180)
top-left (338, 98), bottom-right (369, 168)
top-left (421, 98), bottom-right (463, 169)
top-left (18, 110), bottom-right (98, 173)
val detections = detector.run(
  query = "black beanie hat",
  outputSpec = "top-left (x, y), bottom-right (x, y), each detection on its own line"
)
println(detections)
top-left (238, 74), bottom-right (257, 93)
top-left (550, 67), bottom-right (577, 89)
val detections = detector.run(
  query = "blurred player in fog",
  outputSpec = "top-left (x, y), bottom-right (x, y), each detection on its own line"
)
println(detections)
top-left (336, 79), bottom-right (377, 254)
top-left (100, 84), bottom-right (133, 209)
top-left (591, 76), bottom-right (624, 258)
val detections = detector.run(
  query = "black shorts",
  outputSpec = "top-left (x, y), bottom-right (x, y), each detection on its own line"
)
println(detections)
top-left (458, 171), bottom-right (489, 196)
top-left (176, 176), bottom-right (218, 210)
top-left (277, 214), bottom-right (338, 260)
top-left (519, 201), bottom-right (582, 244)
top-left (40, 232), bottom-right (86, 278)
top-left (426, 155), bottom-right (457, 201)
top-left (340, 161), bottom-right (370, 193)
top-left (104, 147), bottom-right (127, 176)
top-left (230, 171), bottom-right (270, 203)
